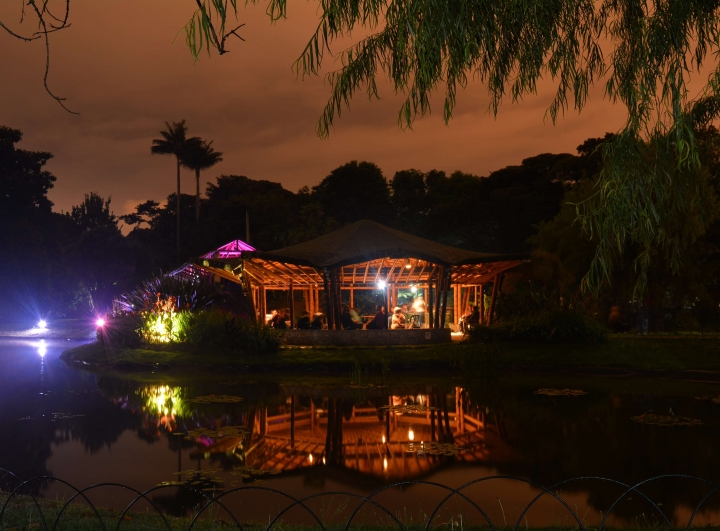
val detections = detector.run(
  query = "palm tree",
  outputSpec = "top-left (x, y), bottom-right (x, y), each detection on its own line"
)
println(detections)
top-left (151, 120), bottom-right (199, 249)
top-left (181, 140), bottom-right (223, 221)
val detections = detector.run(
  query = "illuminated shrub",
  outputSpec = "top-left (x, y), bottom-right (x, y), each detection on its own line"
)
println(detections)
top-left (178, 310), bottom-right (284, 354)
top-left (139, 310), bottom-right (189, 343)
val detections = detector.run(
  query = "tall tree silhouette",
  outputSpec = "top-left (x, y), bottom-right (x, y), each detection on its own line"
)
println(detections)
top-left (182, 140), bottom-right (223, 221)
top-left (151, 120), bottom-right (199, 249)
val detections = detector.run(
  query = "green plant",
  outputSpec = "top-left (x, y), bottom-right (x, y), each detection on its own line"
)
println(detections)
top-left (98, 313), bottom-right (143, 348)
top-left (178, 310), bottom-right (284, 354)
top-left (468, 310), bottom-right (607, 344)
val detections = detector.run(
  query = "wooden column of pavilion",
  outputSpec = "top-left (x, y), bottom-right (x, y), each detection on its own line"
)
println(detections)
top-left (192, 221), bottom-right (526, 329)
top-left (210, 257), bottom-right (524, 330)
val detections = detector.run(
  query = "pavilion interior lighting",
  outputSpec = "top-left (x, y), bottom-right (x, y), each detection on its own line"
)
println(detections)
top-left (308, 453), bottom-right (314, 464)
top-left (377, 280), bottom-right (387, 289)
top-left (381, 435), bottom-right (386, 444)
top-left (411, 286), bottom-right (418, 293)
top-left (408, 427), bottom-right (415, 441)
top-left (405, 259), bottom-right (412, 269)
top-left (383, 458), bottom-right (388, 471)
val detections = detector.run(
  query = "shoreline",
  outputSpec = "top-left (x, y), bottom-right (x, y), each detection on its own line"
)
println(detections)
top-left (59, 336), bottom-right (720, 384)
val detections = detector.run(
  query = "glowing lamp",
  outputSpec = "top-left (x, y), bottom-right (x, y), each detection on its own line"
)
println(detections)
top-left (408, 428), bottom-right (415, 441)
top-left (96, 318), bottom-right (106, 328)
top-left (381, 435), bottom-right (386, 444)
top-left (308, 453), bottom-right (314, 464)
top-left (377, 280), bottom-right (387, 290)
top-left (411, 286), bottom-right (418, 293)
top-left (37, 320), bottom-right (47, 329)
top-left (383, 457), bottom-right (388, 471)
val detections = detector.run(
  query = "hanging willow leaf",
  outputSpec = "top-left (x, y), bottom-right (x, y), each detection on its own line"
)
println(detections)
top-left (186, 0), bottom-right (720, 295)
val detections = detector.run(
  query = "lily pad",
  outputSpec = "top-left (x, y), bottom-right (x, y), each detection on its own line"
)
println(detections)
top-left (183, 426), bottom-right (248, 439)
top-left (188, 395), bottom-right (243, 404)
top-left (404, 441), bottom-right (462, 456)
top-left (631, 413), bottom-right (702, 426)
top-left (379, 404), bottom-right (435, 413)
top-left (534, 389), bottom-right (588, 397)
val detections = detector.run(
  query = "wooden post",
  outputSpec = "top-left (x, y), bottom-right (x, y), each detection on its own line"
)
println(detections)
top-left (479, 284), bottom-right (485, 324)
top-left (434, 268), bottom-right (444, 328)
top-left (290, 395), bottom-right (295, 448)
top-left (310, 399), bottom-right (316, 431)
top-left (441, 269), bottom-right (451, 330)
top-left (334, 269), bottom-right (343, 329)
top-left (487, 275), bottom-right (499, 326)
top-left (350, 288), bottom-right (354, 309)
top-left (428, 277), bottom-right (435, 328)
top-left (323, 269), bottom-right (334, 330)
top-left (242, 275), bottom-right (257, 323)
top-left (289, 282), bottom-right (295, 329)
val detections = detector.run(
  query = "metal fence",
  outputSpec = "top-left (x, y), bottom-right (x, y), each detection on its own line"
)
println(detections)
top-left (1, 470), bottom-right (719, 531)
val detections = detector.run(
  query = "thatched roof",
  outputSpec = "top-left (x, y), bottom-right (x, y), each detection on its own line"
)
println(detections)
top-left (255, 220), bottom-right (524, 269)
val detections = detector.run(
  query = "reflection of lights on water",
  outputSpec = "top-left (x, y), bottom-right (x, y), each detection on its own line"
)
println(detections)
top-left (377, 280), bottom-right (387, 290)
top-left (308, 453), bottom-right (313, 464)
top-left (37, 340), bottom-right (46, 357)
top-left (381, 435), bottom-right (386, 444)
top-left (408, 428), bottom-right (415, 441)
top-left (37, 320), bottom-right (47, 329)
top-left (383, 457), bottom-right (388, 470)
top-left (96, 318), bottom-right (105, 328)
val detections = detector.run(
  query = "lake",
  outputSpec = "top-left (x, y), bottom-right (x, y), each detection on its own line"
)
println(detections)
top-left (2, 337), bottom-right (720, 528)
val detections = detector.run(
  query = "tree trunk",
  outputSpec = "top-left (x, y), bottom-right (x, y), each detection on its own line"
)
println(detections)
top-left (176, 157), bottom-right (181, 250)
top-left (195, 168), bottom-right (201, 222)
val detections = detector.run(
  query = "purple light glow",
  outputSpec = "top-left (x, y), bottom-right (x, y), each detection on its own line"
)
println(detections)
top-left (96, 318), bottom-right (106, 328)
top-left (201, 239), bottom-right (255, 259)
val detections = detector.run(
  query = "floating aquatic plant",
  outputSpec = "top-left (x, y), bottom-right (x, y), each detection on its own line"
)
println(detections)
top-left (631, 414), bottom-right (702, 426)
top-left (188, 394), bottom-right (243, 404)
top-left (534, 389), bottom-right (588, 397)
top-left (379, 404), bottom-right (435, 413)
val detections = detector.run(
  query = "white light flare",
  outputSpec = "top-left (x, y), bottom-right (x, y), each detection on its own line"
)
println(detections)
top-left (96, 318), bottom-right (106, 328)
top-left (37, 320), bottom-right (47, 329)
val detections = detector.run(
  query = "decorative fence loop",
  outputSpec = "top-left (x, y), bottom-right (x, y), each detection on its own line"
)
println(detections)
top-left (1, 472), bottom-right (718, 530)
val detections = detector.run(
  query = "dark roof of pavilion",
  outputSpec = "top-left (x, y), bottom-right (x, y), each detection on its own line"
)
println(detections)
top-left (255, 220), bottom-right (526, 269)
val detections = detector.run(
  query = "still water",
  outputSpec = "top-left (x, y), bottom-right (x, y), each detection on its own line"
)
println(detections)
top-left (2, 338), bottom-right (720, 527)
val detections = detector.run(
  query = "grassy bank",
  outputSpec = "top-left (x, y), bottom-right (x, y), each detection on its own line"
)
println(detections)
top-left (0, 492), bottom-right (712, 531)
top-left (61, 336), bottom-right (720, 377)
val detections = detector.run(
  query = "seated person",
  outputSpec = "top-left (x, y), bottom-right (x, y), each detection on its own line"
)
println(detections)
top-left (391, 307), bottom-right (406, 329)
top-left (297, 310), bottom-right (312, 329)
top-left (349, 306), bottom-right (362, 323)
top-left (340, 304), bottom-right (363, 330)
top-left (365, 305), bottom-right (387, 329)
top-left (310, 312), bottom-right (325, 329)
top-left (461, 305), bottom-right (481, 333)
top-left (270, 308), bottom-right (288, 329)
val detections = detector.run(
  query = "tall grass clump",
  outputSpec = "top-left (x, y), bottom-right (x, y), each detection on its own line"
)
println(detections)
top-left (178, 310), bottom-right (284, 354)
top-left (468, 310), bottom-right (606, 344)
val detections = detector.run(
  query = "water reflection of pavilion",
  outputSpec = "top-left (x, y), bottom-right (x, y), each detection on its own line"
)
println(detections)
top-left (193, 388), bottom-right (510, 481)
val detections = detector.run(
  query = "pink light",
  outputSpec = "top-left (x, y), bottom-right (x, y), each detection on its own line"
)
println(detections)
top-left (96, 318), bottom-right (105, 328)
top-left (201, 239), bottom-right (255, 259)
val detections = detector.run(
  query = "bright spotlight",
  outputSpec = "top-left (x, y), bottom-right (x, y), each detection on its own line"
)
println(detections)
top-left (411, 286), bottom-right (418, 293)
top-left (37, 320), bottom-right (47, 329)
top-left (377, 280), bottom-right (387, 290)
top-left (96, 318), bottom-right (106, 328)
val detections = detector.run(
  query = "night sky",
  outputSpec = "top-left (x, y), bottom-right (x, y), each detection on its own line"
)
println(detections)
top-left (1, 1), bottom-right (626, 218)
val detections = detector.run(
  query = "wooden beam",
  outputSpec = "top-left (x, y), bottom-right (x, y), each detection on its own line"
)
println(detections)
top-left (289, 282), bottom-right (295, 329)
top-left (487, 275), bottom-right (499, 326)
top-left (323, 269), bottom-right (333, 330)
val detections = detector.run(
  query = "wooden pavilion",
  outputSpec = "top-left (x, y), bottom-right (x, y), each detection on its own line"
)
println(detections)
top-left (196, 220), bottom-right (526, 330)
